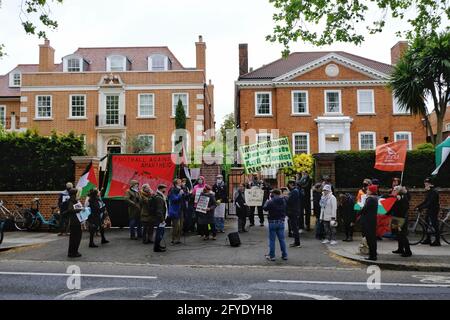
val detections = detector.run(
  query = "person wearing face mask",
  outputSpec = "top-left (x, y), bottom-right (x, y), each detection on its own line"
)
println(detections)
top-left (247, 174), bottom-right (265, 227)
top-left (416, 177), bottom-right (441, 246)
top-left (360, 184), bottom-right (379, 261)
top-left (234, 183), bottom-right (248, 233)
top-left (125, 180), bottom-right (142, 240)
top-left (356, 179), bottom-right (372, 204)
top-left (196, 185), bottom-right (217, 240)
top-left (213, 174), bottom-right (228, 233)
top-left (168, 179), bottom-right (184, 245)
top-left (320, 185), bottom-right (338, 245)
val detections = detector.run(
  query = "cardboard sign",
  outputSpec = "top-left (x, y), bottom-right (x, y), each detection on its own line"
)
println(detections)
top-left (245, 188), bottom-right (265, 207)
top-left (76, 207), bottom-right (91, 223)
top-left (196, 195), bottom-right (210, 213)
top-left (194, 188), bottom-right (204, 203)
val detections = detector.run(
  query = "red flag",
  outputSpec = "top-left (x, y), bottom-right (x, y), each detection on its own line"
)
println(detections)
top-left (374, 141), bottom-right (408, 172)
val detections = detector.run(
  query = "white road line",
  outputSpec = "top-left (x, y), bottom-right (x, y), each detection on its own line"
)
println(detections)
top-left (0, 271), bottom-right (157, 280)
top-left (268, 291), bottom-right (341, 300)
top-left (56, 288), bottom-right (129, 300)
top-left (268, 279), bottom-right (450, 288)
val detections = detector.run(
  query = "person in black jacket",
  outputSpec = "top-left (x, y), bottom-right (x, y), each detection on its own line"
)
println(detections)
top-left (360, 185), bottom-right (378, 261)
top-left (152, 184), bottom-right (168, 252)
top-left (57, 182), bottom-right (73, 236)
top-left (65, 188), bottom-right (83, 258)
top-left (338, 193), bottom-right (356, 242)
top-left (287, 180), bottom-right (303, 248)
top-left (87, 188), bottom-right (101, 248)
top-left (312, 183), bottom-right (324, 240)
top-left (297, 171), bottom-right (312, 231)
top-left (234, 183), bottom-right (248, 233)
top-left (416, 178), bottom-right (441, 246)
top-left (263, 189), bottom-right (288, 261)
top-left (390, 186), bottom-right (412, 257)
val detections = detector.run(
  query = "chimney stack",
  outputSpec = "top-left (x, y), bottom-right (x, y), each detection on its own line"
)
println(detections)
top-left (239, 44), bottom-right (248, 76)
top-left (391, 41), bottom-right (408, 65)
top-left (196, 35), bottom-right (206, 73)
top-left (39, 39), bottom-right (55, 72)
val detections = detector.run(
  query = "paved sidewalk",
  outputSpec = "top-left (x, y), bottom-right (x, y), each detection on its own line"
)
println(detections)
top-left (0, 232), bottom-right (59, 250)
top-left (327, 236), bottom-right (450, 272)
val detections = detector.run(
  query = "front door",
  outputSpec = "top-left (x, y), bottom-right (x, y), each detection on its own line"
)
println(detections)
top-left (325, 135), bottom-right (342, 153)
top-left (107, 138), bottom-right (122, 154)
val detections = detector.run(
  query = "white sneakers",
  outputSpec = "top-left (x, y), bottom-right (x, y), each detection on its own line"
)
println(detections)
top-left (321, 240), bottom-right (338, 245)
top-left (330, 240), bottom-right (338, 245)
top-left (321, 239), bottom-right (330, 244)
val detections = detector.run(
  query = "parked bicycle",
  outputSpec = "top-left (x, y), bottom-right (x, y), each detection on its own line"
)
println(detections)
top-left (23, 198), bottom-right (61, 231)
top-left (408, 208), bottom-right (450, 245)
top-left (0, 219), bottom-right (4, 245)
top-left (0, 200), bottom-right (28, 231)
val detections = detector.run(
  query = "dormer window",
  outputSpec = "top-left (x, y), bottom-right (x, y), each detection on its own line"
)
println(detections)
top-left (63, 55), bottom-right (84, 72)
top-left (148, 54), bottom-right (171, 71)
top-left (9, 72), bottom-right (21, 87)
top-left (107, 55), bottom-right (127, 72)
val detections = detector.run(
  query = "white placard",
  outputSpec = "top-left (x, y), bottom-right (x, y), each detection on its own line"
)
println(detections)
top-left (196, 195), bottom-right (210, 214)
top-left (245, 189), bottom-right (265, 207)
top-left (194, 188), bottom-right (204, 203)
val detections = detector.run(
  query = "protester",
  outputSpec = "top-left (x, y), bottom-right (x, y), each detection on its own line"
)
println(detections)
top-left (65, 188), bottom-right (83, 258)
top-left (97, 190), bottom-right (110, 244)
top-left (181, 178), bottom-right (191, 234)
top-left (86, 188), bottom-right (106, 248)
top-left (196, 185), bottom-right (217, 240)
top-left (312, 183), bottom-right (324, 240)
top-left (125, 180), bottom-right (142, 240)
top-left (263, 189), bottom-right (288, 261)
top-left (140, 184), bottom-right (154, 244)
top-left (57, 182), bottom-right (73, 236)
top-left (247, 174), bottom-right (265, 227)
top-left (416, 177), bottom-right (441, 246)
top-left (338, 193), bottom-right (356, 242)
top-left (234, 183), bottom-right (248, 233)
top-left (212, 174), bottom-right (227, 233)
top-left (286, 180), bottom-right (302, 248)
top-left (153, 184), bottom-right (168, 252)
top-left (320, 185), bottom-right (338, 245)
top-left (360, 184), bottom-right (379, 261)
top-left (356, 179), bottom-right (372, 203)
top-left (298, 171), bottom-right (312, 231)
top-left (321, 176), bottom-right (335, 194)
top-left (390, 186), bottom-right (412, 257)
top-left (391, 177), bottom-right (401, 192)
top-left (168, 179), bottom-right (184, 245)
top-left (192, 176), bottom-right (206, 234)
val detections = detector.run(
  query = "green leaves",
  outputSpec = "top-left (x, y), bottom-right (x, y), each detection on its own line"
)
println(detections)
top-left (175, 98), bottom-right (187, 130)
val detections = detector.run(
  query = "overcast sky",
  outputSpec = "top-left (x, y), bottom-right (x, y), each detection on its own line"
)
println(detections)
top-left (0, 0), bottom-right (420, 126)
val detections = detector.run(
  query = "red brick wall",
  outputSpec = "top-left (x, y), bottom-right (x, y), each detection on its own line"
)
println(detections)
top-left (0, 192), bottom-right (60, 220)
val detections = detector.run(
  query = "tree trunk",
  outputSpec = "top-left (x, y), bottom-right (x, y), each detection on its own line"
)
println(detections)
top-left (425, 116), bottom-right (436, 145)
top-left (436, 112), bottom-right (445, 145)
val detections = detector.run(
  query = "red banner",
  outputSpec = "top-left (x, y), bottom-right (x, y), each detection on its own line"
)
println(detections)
top-left (104, 154), bottom-right (177, 198)
top-left (374, 141), bottom-right (408, 172)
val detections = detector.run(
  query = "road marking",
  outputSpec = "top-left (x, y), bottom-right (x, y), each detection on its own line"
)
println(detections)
top-left (268, 291), bottom-right (341, 300)
top-left (0, 271), bottom-right (157, 280)
top-left (412, 275), bottom-right (450, 284)
top-left (56, 288), bottom-right (128, 300)
top-left (268, 279), bottom-right (450, 288)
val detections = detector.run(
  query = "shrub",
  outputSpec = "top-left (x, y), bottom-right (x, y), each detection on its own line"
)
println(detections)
top-left (0, 130), bottom-right (86, 191)
top-left (283, 153), bottom-right (314, 177)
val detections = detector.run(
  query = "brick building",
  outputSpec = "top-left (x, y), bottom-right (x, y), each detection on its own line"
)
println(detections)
top-left (235, 42), bottom-right (426, 154)
top-left (428, 108), bottom-right (450, 141)
top-left (0, 36), bottom-right (214, 168)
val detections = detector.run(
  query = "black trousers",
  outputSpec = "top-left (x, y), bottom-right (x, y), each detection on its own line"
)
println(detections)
top-left (397, 232), bottom-right (411, 254)
top-left (249, 206), bottom-right (264, 225)
top-left (288, 215), bottom-right (300, 245)
top-left (303, 192), bottom-right (311, 229)
top-left (198, 223), bottom-right (216, 237)
top-left (426, 213), bottom-right (441, 242)
top-left (59, 214), bottom-right (69, 233)
top-left (68, 223), bottom-right (82, 256)
top-left (365, 231), bottom-right (377, 259)
top-left (142, 222), bottom-right (155, 243)
top-left (344, 219), bottom-right (354, 239)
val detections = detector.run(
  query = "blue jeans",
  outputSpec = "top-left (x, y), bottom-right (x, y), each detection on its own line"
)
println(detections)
top-left (154, 226), bottom-right (165, 249)
top-left (268, 220), bottom-right (288, 259)
top-left (129, 218), bottom-right (142, 238)
top-left (215, 217), bottom-right (225, 231)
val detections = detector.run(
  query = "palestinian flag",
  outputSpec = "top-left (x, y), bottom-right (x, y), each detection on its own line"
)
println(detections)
top-left (76, 162), bottom-right (98, 197)
top-left (432, 137), bottom-right (450, 175)
top-left (354, 197), bottom-right (397, 215)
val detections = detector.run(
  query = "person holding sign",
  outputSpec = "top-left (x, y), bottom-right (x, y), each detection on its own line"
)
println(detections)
top-left (196, 185), bottom-right (217, 241)
top-left (234, 183), bottom-right (248, 233)
top-left (263, 189), bottom-right (288, 261)
top-left (168, 179), bottom-right (184, 245)
top-left (213, 175), bottom-right (228, 233)
top-left (246, 174), bottom-right (266, 227)
top-left (125, 180), bottom-right (142, 240)
top-left (287, 180), bottom-right (303, 248)
top-left (192, 176), bottom-right (206, 234)
top-left (64, 188), bottom-right (83, 258)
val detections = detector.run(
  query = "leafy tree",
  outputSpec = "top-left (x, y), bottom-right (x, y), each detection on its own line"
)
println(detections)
top-left (389, 32), bottom-right (450, 145)
top-left (175, 98), bottom-right (186, 130)
top-left (0, 0), bottom-right (63, 58)
top-left (283, 153), bottom-right (314, 177)
top-left (267, 0), bottom-right (450, 56)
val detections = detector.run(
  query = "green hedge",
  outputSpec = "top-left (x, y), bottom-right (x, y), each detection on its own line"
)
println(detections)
top-left (335, 150), bottom-right (450, 188)
top-left (0, 130), bottom-right (86, 191)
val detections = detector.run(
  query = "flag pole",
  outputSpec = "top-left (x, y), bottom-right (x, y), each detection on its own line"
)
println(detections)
top-left (400, 171), bottom-right (404, 185)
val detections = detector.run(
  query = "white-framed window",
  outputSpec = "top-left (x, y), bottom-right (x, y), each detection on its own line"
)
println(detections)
top-left (358, 132), bottom-right (376, 150)
top-left (324, 90), bottom-right (342, 114)
top-left (291, 91), bottom-right (309, 115)
top-left (255, 92), bottom-right (272, 116)
top-left (107, 55), bottom-right (127, 72)
top-left (357, 90), bottom-right (375, 114)
top-left (393, 95), bottom-right (410, 114)
top-left (446, 123), bottom-right (450, 131)
top-left (292, 132), bottom-right (310, 154)
top-left (137, 135), bottom-right (155, 153)
top-left (67, 58), bottom-right (81, 72)
top-left (9, 72), bottom-right (21, 87)
top-left (0, 105), bottom-right (6, 127)
top-left (172, 93), bottom-right (189, 116)
top-left (35, 95), bottom-right (52, 119)
top-left (70, 95), bottom-right (86, 118)
top-left (394, 131), bottom-right (412, 150)
top-left (148, 54), bottom-right (171, 71)
top-left (138, 94), bottom-right (155, 117)
top-left (256, 133), bottom-right (273, 144)
top-left (171, 131), bottom-right (191, 153)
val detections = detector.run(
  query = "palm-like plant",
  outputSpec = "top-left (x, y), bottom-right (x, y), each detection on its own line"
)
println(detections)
top-left (390, 32), bottom-right (450, 145)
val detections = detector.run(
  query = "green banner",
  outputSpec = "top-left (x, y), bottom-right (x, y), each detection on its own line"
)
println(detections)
top-left (239, 137), bottom-right (293, 174)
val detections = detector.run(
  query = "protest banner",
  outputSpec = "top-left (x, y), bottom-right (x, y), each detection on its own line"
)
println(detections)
top-left (196, 195), bottom-right (210, 213)
top-left (245, 188), bottom-right (265, 207)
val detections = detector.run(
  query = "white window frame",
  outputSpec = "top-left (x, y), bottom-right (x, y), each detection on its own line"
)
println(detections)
top-left (324, 90), bottom-right (342, 114)
top-left (357, 89), bottom-right (375, 114)
top-left (69, 95), bottom-right (87, 119)
top-left (0, 105), bottom-right (6, 127)
top-left (106, 55), bottom-right (127, 72)
top-left (394, 131), bottom-right (412, 150)
top-left (35, 95), bottom-right (52, 119)
top-left (393, 95), bottom-right (411, 115)
top-left (138, 94), bottom-right (155, 118)
top-left (292, 132), bottom-right (311, 154)
top-left (172, 93), bottom-right (189, 117)
top-left (137, 134), bottom-right (155, 153)
top-left (256, 132), bottom-right (273, 144)
top-left (446, 123), bottom-right (450, 131)
top-left (255, 92), bottom-right (273, 116)
top-left (9, 72), bottom-right (21, 87)
top-left (358, 131), bottom-right (377, 150)
top-left (171, 132), bottom-right (191, 153)
top-left (148, 54), bottom-right (170, 71)
top-left (291, 90), bottom-right (309, 115)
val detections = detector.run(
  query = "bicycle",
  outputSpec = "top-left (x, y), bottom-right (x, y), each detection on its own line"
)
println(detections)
top-left (408, 208), bottom-right (450, 245)
top-left (0, 200), bottom-right (28, 231)
top-left (0, 219), bottom-right (4, 245)
top-left (22, 198), bottom-right (61, 231)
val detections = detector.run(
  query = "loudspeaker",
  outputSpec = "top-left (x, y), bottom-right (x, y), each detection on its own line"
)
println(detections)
top-left (227, 232), bottom-right (241, 247)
